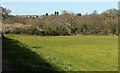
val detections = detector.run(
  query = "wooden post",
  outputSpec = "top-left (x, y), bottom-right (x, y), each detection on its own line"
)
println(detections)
top-left (1, 34), bottom-right (5, 39)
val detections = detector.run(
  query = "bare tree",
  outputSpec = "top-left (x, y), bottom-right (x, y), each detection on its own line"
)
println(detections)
top-left (0, 6), bottom-right (11, 39)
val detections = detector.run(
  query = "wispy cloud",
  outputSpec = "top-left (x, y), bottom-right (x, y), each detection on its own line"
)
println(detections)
top-left (1, 0), bottom-right (119, 2)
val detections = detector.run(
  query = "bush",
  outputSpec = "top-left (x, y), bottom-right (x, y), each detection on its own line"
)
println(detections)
top-left (28, 26), bottom-right (37, 35)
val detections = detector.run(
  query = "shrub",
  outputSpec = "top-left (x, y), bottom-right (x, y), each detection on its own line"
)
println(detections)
top-left (28, 26), bottom-right (37, 35)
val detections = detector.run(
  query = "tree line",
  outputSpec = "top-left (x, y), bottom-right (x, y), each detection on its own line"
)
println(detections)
top-left (2, 7), bottom-right (120, 36)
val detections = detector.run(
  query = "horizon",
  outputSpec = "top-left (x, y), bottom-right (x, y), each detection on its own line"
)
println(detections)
top-left (2, 2), bottom-right (118, 15)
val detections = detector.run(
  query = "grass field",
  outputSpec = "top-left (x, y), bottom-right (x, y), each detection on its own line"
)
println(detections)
top-left (3, 34), bottom-right (118, 71)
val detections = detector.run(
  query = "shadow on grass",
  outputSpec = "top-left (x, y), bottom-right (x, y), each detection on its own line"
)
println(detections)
top-left (2, 38), bottom-right (61, 71)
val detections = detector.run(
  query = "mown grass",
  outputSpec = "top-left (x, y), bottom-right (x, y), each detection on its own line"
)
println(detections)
top-left (3, 34), bottom-right (118, 71)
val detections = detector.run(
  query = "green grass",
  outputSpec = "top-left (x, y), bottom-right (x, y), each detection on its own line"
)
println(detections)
top-left (3, 34), bottom-right (118, 71)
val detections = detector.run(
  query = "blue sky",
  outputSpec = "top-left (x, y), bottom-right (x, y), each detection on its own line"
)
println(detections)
top-left (1, 0), bottom-right (119, 2)
top-left (2, 2), bottom-right (118, 15)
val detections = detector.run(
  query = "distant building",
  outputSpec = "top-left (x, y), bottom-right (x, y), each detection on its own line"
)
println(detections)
top-left (15, 15), bottom-right (42, 18)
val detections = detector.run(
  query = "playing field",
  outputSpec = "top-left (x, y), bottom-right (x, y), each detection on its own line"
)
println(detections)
top-left (3, 34), bottom-right (118, 71)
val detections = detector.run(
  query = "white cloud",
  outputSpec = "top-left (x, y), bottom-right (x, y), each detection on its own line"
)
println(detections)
top-left (1, 0), bottom-right (119, 2)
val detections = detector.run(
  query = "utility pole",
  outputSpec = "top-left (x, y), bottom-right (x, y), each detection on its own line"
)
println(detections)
top-left (0, 5), bottom-right (2, 38)
top-left (0, 4), bottom-right (2, 73)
